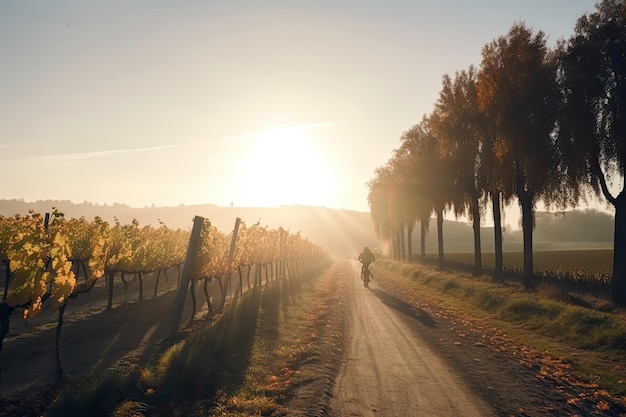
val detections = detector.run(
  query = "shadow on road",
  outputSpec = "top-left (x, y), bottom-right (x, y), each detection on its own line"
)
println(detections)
top-left (369, 288), bottom-right (437, 328)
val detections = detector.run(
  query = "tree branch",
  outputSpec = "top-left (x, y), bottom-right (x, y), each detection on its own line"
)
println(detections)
top-left (590, 154), bottom-right (617, 206)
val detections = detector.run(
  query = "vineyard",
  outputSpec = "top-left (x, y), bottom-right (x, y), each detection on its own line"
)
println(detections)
top-left (0, 209), bottom-right (328, 405)
top-left (425, 249), bottom-right (614, 298)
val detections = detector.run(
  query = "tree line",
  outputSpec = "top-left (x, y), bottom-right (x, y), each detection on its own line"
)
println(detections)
top-left (367, 0), bottom-right (626, 304)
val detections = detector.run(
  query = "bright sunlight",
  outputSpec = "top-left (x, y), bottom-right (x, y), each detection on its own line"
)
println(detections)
top-left (238, 124), bottom-right (333, 207)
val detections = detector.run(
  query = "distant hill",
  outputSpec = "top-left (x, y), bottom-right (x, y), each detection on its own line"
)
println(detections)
top-left (0, 200), bottom-right (614, 255)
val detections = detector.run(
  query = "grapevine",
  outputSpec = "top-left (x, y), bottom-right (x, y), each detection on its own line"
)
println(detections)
top-left (1, 209), bottom-right (329, 387)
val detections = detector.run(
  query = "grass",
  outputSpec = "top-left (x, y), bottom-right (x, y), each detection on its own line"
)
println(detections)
top-left (373, 258), bottom-right (626, 399)
top-left (429, 249), bottom-right (614, 279)
top-left (47, 261), bottom-right (335, 417)
top-left (45, 368), bottom-right (141, 417)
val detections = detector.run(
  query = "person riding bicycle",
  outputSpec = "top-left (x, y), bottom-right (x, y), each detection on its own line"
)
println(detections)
top-left (358, 246), bottom-right (375, 278)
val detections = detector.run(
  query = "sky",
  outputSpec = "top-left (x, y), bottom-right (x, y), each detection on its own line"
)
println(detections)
top-left (0, 0), bottom-right (606, 227)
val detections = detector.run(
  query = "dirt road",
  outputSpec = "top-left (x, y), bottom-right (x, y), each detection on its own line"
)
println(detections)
top-left (330, 261), bottom-right (495, 417)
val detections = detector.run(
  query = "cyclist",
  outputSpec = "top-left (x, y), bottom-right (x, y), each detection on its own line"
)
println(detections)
top-left (358, 246), bottom-right (375, 281)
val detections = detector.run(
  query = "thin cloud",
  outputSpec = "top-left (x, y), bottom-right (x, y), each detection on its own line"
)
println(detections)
top-left (3, 145), bottom-right (174, 164)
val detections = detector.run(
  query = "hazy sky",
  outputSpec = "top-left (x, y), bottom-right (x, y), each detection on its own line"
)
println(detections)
top-left (1, 1), bottom-right (601, 221)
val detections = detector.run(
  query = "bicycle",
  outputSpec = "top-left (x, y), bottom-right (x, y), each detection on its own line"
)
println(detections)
top-left (360, 264), bottom-right (373, 288)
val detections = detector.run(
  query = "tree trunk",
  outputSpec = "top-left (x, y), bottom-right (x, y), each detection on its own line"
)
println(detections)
top-left (188, 279), bottom-right (197, 324)
top-left (400, 227), bottom-right (406, 262)
top-left (3, 260), bottom-right (10, 302)
top-left (216, 277), bottom-right (224, 313)
top-left (0, 303), bottom-right (12, 385)
top-left (519, 196), bottom-right (535, 289)
top-left (153, 269), bottom-right (161, 298)
top-left (121, 273), bottom-right (128, 303)
top-left (106, 271), bottom-right (114, 310)
top-left (56, 302), bottom-right (67, 380)
top-left (138, 272), bottom-right (143, 301)
top-left (436, 208), bottom-right (444, 270)
top-left (203, 279), bottom-right (213, 316)
top-left (80, 261), bottom-right (89, 281)
top-left (492, 193), bottom-right (504, 281)
top-left (237, 266), bottom-right (243, 296)
top-left (420, 221), bottom-right (426, 264)
top-left (612, 192), bottom-right (626, 304)
top-left (407, 224), bottom-right (413, 263)
top-left (392, 229), bottom-right (398, 260)
top-left (1, 263), bottom-right (13, 386)
top-left (471, 197), bottom-right (482, 276)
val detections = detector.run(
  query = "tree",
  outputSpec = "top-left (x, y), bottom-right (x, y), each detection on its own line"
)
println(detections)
top-left (390, 155), bottom-right (420, 262)
top-left (392, 141), bottom-right (431, 263)
top-left (433, 67), bottom-right (485, 276)
top-left (478, 106), bottom-right (514, 281)
top-left (368, 165), bottom-right (395, 257)
top-left (369, 162), bottom-right (410, 259)
top-left (557, 0), bottom-right (626, 303)
top-left (477, 23), bottom-right (561, 288)
top-left (397, 115), bottom-right (454, 269)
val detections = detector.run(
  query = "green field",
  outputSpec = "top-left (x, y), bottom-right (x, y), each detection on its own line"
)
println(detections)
top-left (427, 249), bottom-right (613, 281)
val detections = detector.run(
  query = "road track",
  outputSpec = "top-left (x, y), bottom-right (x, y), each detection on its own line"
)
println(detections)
top-left (330, 261), bottom-right (495, 417)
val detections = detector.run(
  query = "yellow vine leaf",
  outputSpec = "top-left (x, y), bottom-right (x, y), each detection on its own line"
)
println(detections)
top-left (6, 272), bottom-right (32, 307)
top-left (52, 272), bottom-right (77, 305)
top-left (28, 297), bottom-right (44, 318)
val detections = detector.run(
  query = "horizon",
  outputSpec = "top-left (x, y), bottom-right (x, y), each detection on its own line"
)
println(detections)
top-left (0, 197), bottom-right (616, 232)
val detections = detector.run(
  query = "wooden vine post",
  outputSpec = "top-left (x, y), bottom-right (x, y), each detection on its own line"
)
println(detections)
top-left (280, 228), bottom-right (286, 279)
top-left (280, 228), bottom-right (289, 300)
top-left (219, 217), bottom-right (241, 312)
top-left (164, 215), bottom-right (204, 341)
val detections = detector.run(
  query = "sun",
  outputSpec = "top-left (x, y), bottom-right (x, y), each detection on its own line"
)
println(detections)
top-left (238, 125), bottom-right (333, 207)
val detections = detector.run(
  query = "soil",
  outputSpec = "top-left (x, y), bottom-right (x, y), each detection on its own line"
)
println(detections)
top-left (2, 260), bottom-right (626, 417)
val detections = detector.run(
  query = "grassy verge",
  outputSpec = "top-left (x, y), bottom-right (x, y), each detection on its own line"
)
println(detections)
top-left (46, 260), bottom-right (344, 417)
top-left (372, 258), bottom-right (626, 400)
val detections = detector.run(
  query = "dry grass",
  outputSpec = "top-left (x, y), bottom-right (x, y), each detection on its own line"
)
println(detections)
top-left (373, 258), bottom-right (626, 400)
